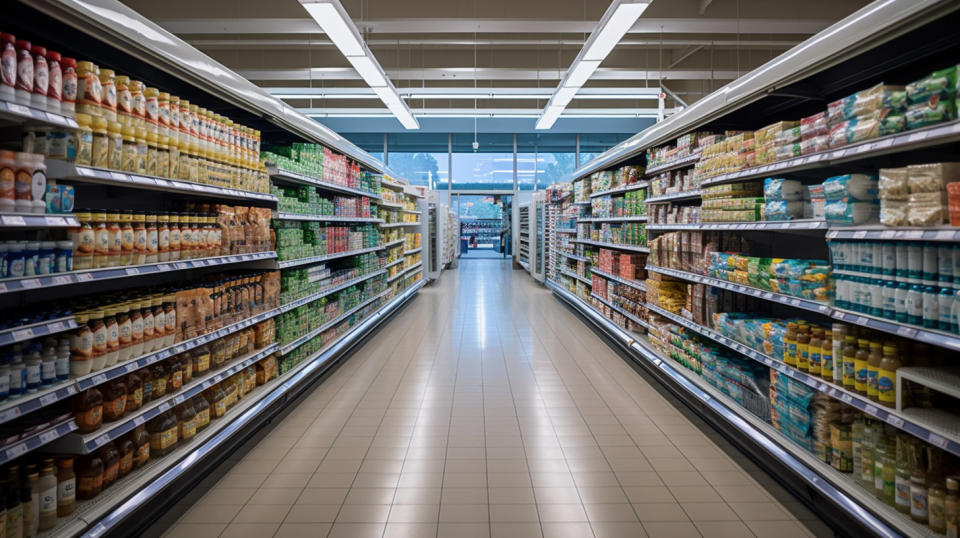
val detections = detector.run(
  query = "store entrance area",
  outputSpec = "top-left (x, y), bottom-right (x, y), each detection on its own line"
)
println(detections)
top-left (457, 194), bottom-right (511, 259)
top-left (154, 261), bottom-right (826, 538)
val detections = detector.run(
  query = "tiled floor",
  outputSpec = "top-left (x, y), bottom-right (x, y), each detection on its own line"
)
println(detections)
top-left (156, 259), bottom-right (829, 538)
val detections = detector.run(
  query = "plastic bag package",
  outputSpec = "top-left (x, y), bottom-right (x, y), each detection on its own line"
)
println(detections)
top-left (764, 200), bottom-right (806, 221)
top-left (849, 84), bottom-right (907, 118)
top-left (905, 99), bottom-right (957, 130)
top-left (755, 121), bottom-right (800, 145)
top-left (774, 125), bottom-right (803, 145)
top-left (771, 370), bottom-right (817, 407)
top-left (907, 162), bottom-right (960, 194)
top-left (878, 166), bottom-right (909, 197)
top-left (801, 135), bottom-right (829, 155)
top-left (879, 196), bottom-right (909, 226)
top-left (907, 192), bottom-right (947, 226)
top-left (822, 174), bottom-right (878, 202)
top-left (774, 143), bottom-right (803, 161)
top-left (824, 199), bottom-right (879, 225)
top-left (906, 65), bottom-right (959, 104)
top-left (764, 178), bottom-right (804, 201)
top-left (801, 111), bottom-right (829, 139)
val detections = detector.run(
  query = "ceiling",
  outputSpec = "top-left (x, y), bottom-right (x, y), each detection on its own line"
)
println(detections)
top-left (120, 0), bottom-right (872, 133)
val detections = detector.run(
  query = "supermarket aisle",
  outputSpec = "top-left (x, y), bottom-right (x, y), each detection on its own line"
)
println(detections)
top-left (159, 259), bottom-right (827, 538)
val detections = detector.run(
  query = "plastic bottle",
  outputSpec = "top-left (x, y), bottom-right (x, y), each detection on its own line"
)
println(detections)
top-left (945, 476), bottom-right (959, 538)
top-left (0, 150), bottom-right (16, 212)
top-left (0, 352), bottom-right (10, 401)
top-left (870, 279), bottom-right (884, 317)
top-left (842, 335), bottom-right (857, 390)
top-left (55, 336), bottom-right (69, 381)
top-left (882, 280), bottom-right (897, 320)
top-left (906, 284), bottom-right (924, 326)
top-left (895, 281), bottom-right (909, 323)
top-left (9, 345), bottom-right (26, 398)
top-left (45, 51), bottom-right (61, 114)
top-left (896, 437), bottom-right (913, 514)
top-left (14, 39), bottom-right (33, 105)
top-left (0, 33), bottom-right (16, 102)
top-left (939, 243), bottom-right (954, 285)
top-left (895, 242), bottom-right (909, 280)
top-left (6, 484), bottom-right (23, 538)
top-left (923, 285), bottom-right (940, 329)
top-left (821, 329), bottom-right (834, 382)
top-left (40, 339), bottom-right (56, 387)
top-left (867, 341), bottom-right (882, 402)
top-left (37, 460), bottom-right (57, 531)
top-left (60, 57), bottom-right (77, 117)
top-left (881, 242), bottom-right (896, 277)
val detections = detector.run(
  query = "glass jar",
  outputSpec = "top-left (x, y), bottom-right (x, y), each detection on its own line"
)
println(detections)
top-left (157, 135), bottom-right (170, 178)
top-left (91, 116), bottom-right (109, 168)
top-left (97, 68), bottom-right (116, 123)
top-left (145, 131), bottom-right (158, 176)
top-left (72, 210), bottom-right (94, 270)
top-left (74, 61), bottom-right (101, 118)
top-left (157, 213), bottom-right (170, 263)
top-left (119, 210), bottom-right (134, 265)
top-left (75, 113), bottom-right (93, 166)
top-left (107, 121), bottom-right (123, 170)
top-left (69, 312), bottom-right (93, 376)
top-left (168, 132), bottom-right (180, 179)
top-left (71, 387), bottom-right (103, 434)
top-left (117, 438), bottom-right (134, 478)
top-left (131, 426), bottom-right (150, 469)
top-left (125, 371), bottom-right (142, 413)
top-left (102, 377), bottom-right (126, 422)
top-left (129, 80), bottom-right (145, 128)
top-left (107, 212), bottom-right (122, 267)
top-left (129, 299), bottom-right (144, 359)
top-left (120, 124), bottom-right (137, 173)
top-left (102, 306), bottom-right (119, 367)
top-left (145, 213), bottom-right (158, 264)
top-left (132, 212), bottom-right (147, 265)
top-left (56, 457), bottom-right (76, 517)
top-left (115, 75), bottom-right (131, 127)
top-left (92, 210), bottom-right (109, 268)
top-left (147, 411), bottom-right (178, 457)
top-left (75, 454), bottom-right (103, 500)
top-left (99, 443), bottom-right (119, 490)
top-left (134, 127), bottom-right (147, 174)
top-left (168, 213), bottom-right (181, 261)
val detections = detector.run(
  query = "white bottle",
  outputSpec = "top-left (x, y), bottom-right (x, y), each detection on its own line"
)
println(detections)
top-left (895, 283), bottom-right (909, 321)
top-left (923, 243), bottom-right (938, 283)
top-left (24, 342), bottom-right (42, 392)
top-left (0, 355), bottom-right (10, 401)
top-left (30, 154), bottom-right (46, 214)
top-left (871, 242), bottom-right (883, 275)
top-left (39, 342), bottom-right (56, 387)
top-left (881, 243), bottom-right (896, 277)
top-left (55, 337), bottom-right (69, 381)
top-left (896, 242), bottom-right (909, 279)
top-left (870, 281), bottom-right (884, 315)
top-left (938, 244), bottom-right (953, 284)
top-left (907, 243), bottom-right (923, 281)
top-left (9, 346), bottom-right (26, 398)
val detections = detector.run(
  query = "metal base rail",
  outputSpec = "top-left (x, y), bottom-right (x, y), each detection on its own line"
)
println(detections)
top-left (546, 279), bottom-right (900, 538)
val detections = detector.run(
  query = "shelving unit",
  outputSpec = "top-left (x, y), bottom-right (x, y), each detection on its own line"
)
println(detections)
top-left (0, 2), bottom-right (427, 536)
top-left (538, 3), bottom-right (960, 536)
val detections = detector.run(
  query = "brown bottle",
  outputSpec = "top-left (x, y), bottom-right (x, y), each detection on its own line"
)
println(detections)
top-left (177, 403), bottom-right (197, 443)
top-left (56, 457), bottom-right (76, 517)
top-left (167, 356), bottom-right (183, 394)
top-left (72, 388), bottom-right (104, 434)
top-left (131, 426), bottom-right (150, 468)
top-left (99, 443), bottom-right (119, 490)
top-left (192, 396), bottom-right (210, 432)
top-left (75, 454), bottom-right (103, 500)
top-left (147, 411), bottom-right (178, 457)
top-left (117, 438), bottom-right (134, 478)
top-left (102, 378), bottom-right (127, 422)
top-left (140, 366), bottom-right (154, 404)
top-left (126, 371), bottom-right (143, 413)
top-left (150, 361), bottom-right (168, 399)
top-left (192, 346), bottom-right (211, 376)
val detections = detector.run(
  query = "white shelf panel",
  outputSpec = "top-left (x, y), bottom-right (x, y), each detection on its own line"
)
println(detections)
top-left (572, 239), bottom-right (649, 253)
top-left (827, 226), bottom-right (960, 242)
top-left (577, 216), bottom-right (647, 223)
top-left (380, 221), bottom-right (421, 228)
top-left (0, 99), bottom-right (78, 129)
top-left (275, 213), bottom-right (383, 223)
top-left (277, 245), bottom-right (384, 269)
top-left (559, 268), bottom-right (592, 286)
top-left (279, 270), bottom-right (386, 314)
top-left (589, 181), bottom-right (650, 198)
top-left (645, 190), bottom-right (701, 203)
top-left (590, 268), bottom-right (647, 292)
top-left (268, 166), bottom-right (382, 199)
top-left (645, 152), bottom-right (702, 174)
top-left (590, 293), bottom-right (649, 329)
top-left (279, 290), bottom-right (390, 355)
top-left (404, 248), bottom-right (422, 256)
top-left (647, 219), bottom-right (828, 232)
top-left (0, 316), bottom-right (77, 348)
top-left (0, 212), bottom-right (79, 229)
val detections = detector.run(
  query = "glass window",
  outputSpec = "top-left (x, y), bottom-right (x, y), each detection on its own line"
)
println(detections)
top-left (343, 133), bottom-right (385, 159)
top-left (387, 133), bottom-right (449, 189)
top-left (516, 134), bottom-right (577, 190)
top-left (451, 133), bottom-right (514, 191)
top-left (579, 133), bottom-right (632, 168)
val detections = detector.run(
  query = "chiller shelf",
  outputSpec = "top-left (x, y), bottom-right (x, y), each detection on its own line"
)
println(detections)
top-left (590, 293), bottom-right (649, 329)
top-left (558, 251), bottom-right (590, 263)
top-left (0, 213), bottom-right (79, 229)
top-left (699, 119), bottom-right (960, 188)
top-left (645, 302), bottom-right (960, 460)
top-left (279, 290), bottom-right (390, 355)
top-left (0, 100), bottom-right (79, 129)
top-left (827, 226), bottom-right (960, 242)
top-left (277, 245), bottom-right (384, 269)
top-left (402, 209), bottom-right (422, 215)
top-left (278, 270), bottom-right (387, 314)
top-left (378, 201), bottom-right (403, 209)
top-left (577, 216), bottom-right (647, 223)
top-left (556, 228), bottom-right (578, 234)
top-left (383, 258), bottom-right (404, 270)
top-left (0, 316), bottom-right (78, 348)
top-left (382, 238), bottom-right (406, 249)
top-left (589, 268), bottom-right (647, 292)
top-left (275, 213), bottom-right (384, 224)
top-left (830, 308), bottom-right (960, 353)
top-left (404, 248), bottom-right (422, 255)
top-left (559, 268), bottom-right (592, 286)
top-left (572, 239), bottom-right (649, 253)
top-left (0, 251), bottom-right (278, 296)
top-left (403, 262), bottom-right (423, 276)
top-left (0, 420), bottom-right (78, 466)
top-left (645, 152), bottom-right (702, 175)
top-left (46, 160), bottom-right (277, 203)
top-left (380, 222), bottom-right (421, 228)
top-left (267, 166), bottom-right (382, 199)
top-left (644, 190), bottom-right (701, 203)
top-left (589, 181), bottom-right (650, 198)
top-left (647, 219), bottom-right (828, 232)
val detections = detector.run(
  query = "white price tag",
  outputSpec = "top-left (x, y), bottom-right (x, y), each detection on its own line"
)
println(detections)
top-left (76, 167), bottom-right (94, 177)
top-left (790, 299), bottom-right (800, 306)
top-left (835, 311), bottom-right (846, 320)
top-left (94, 434), bottom-right (111, 447)
top-left (865, 404), bottom-right (878, 416)
top-left (39, 393), bottom-right (57, 406)
top-left (841, 393), bottom-right (853, 403)
top-left (125, 268), bottom-right (139, 276)
top-left (5, 443), bottom-right (27, 460)
top-left (173, 395), bottom-right (184, 405)
top-left (929, 433), bottom-right (949, 449)
top-left (159, 402), bottom-right (170, 412)
top-left (880, 230), bottom-right (895, 239)
top-left (157, 264), bottom-right (170, 272)
top-left (855, 317), bottom-right (868, 325)
top-left (896, 326), bottom-right (917, 338)
top-left (110, 172), bottom-right (127, 181)
top-left (92, 374), bottom-right (107, 385)
top-left (38, 430), bottom-right (56, 444)
top-left (124, 362), bottom-right (139, 373)
top-left (7, 103), bottom-right (31, 115)
top-left (20, 279), bottom-right (40, 289)
top-left (853, 230), bottom-right (867, 239)
top-left (935, 230), bottom-right (955, 240)
top-left (76, 273), bottom-right (94, 282)
top-left (908, 131), bottom-right (927, 143)
top-left (12, 328), bottom-right (34, 341)
top-left (1, 215), bottom-right (26, 226)
top-left (886, 415), bottom-right (905, 428)
top-left (133, 416), bottom-right (145, 426)
top-left (51, 275), bottom-right (72, 286)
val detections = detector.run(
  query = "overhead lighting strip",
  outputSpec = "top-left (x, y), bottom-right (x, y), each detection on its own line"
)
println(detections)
top-left (265, 86), bottom-right (663, 101)
top-left (298, 0), bottom-right (419, 129)
top-left (536, 0), bottom-right (652, 130)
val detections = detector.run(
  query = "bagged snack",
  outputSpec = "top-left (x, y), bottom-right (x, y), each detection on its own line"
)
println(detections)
top-left (878, 167), bottom-right (909, 197)
top-left (905, 99), bottom-right (957, 130)
top-left (849, 84), bottom-right (907, 118)
top-left (879, 197), bottom-right (909, 226)
top-left (822, 174), bottom-right (878, 202)
top-left (825, 199), bottom-right (879, 225)
top-left (907, 162), bottom-right (960, 194)
top-left (907, 192), bottom-right (947, 226)
top-left (764, 200), bottom-right (806, 221)
top-left (801, 135), bottom-right (829, 155)
top-left (906, 65), bottom-right (959, 104)
top-left (801, 111), bottom-right (829, 140)
top-left (764, 178), bottom-right (804, 201)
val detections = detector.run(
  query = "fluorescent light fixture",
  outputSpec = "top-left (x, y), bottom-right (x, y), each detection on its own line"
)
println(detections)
top-left (583, 2), bottom-right (650, 61)
top-left (273, 93), bottom-right (377, 100)
top-left (299, 1), bottom-right (364, 56)
top-left (536, 0), bottom-right (651, 130)
top-left (373, 86), bottom-right (403, 106)
top-left (564, 60), bottom-right (601, 89)
top-left (347, 56), bottom-right (387, 87)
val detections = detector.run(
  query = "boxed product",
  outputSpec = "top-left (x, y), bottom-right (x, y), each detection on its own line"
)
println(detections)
top-left (822, 174), bottom-right (878, 202)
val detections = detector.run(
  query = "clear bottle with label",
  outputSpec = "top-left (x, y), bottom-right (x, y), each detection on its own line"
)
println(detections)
top-left (120, 125), bottom-right (137, 173)
top-left (107, 212), bottom-right (122, 267)
top-left (147, 411), bottom-right (179, 457)
top-left (88, 309), bottom-right (107, 372)
top-left (132, 212), bottom-right (147, 265)
top-left (877, 344), bottom-right (901, 408)
top-left (72, 387), bottom-right (103, 434)
top-left (945, 476), bottom-right (959, 538)
top-left (866, 341), bottom-right (882, 402)
top-left (157, 213), bottom-right (170, 262)
top-left (91, 116), bottom-right (109, 168)
top-left (37, 460), bottom-right (57, 531)
top-left (92, 211), bottom-right (109, 269)
top-left (168, 213), bottom-right (181, 261)
top-left (102, 306), bottom-right (119, 367)
top-left (107, 121), bottom-right (123, 170)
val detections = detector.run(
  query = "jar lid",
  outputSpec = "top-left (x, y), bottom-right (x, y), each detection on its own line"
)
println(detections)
top-left (76, 60), bottom-right (95, 72)
top-left (30, 45), bottom-right (46, 57)
top-left (75, 113), bottom-right (93, 127)
top-left (98, 68), bottom-right (115, 79)
top-left (92, 211), bottom-right (107, 220)
top-left (92, 116), bottom-right (108, 130)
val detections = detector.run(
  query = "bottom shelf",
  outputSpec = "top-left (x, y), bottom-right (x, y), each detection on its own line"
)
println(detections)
top-left (58, 281), bottom-right (425, 538)
top-left (546, 280), bottom-right (919, 538)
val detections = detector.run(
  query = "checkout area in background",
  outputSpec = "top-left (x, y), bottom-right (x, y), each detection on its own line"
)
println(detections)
top-left (458, 195), bottom-right (510, 259)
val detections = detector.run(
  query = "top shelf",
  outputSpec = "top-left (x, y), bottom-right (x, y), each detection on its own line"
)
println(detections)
top-left (0, 100), bottom-right (78, 130)
top-left (268, 166), bottom-right (382, 200)
top-left (645, 153), bottom-right (701, 175)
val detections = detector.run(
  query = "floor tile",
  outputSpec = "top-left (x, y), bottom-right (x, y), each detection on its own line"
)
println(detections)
top-left (219, 522), bottom-right (281, 538)
top-left (641, 521), bottom-right (701, 538)
top-left (272, 523), bottom-right (333, 538)
top-left (590, 521), bottom-right (648, 537)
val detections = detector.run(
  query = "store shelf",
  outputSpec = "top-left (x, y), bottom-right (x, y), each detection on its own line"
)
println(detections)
top-left (897, 367), bottom-right (960, 406)
top-left (46, 160), bottom-right (277, 203)
top-left (379, 201), bottom-right (403, 209)
top-left (572, 239), bottom-right (649, 253)
top-left (380, 221), bottom-right (421, 228)
top-left (268, 166), bottom-right (382, 199)
top-left (0, 382), bottom-right (79, 425)
top-left (589, 268), bottom-right (647, 292)
top-left (590, 293), bottom-right (650, 329)
top-left (0, 420), bottom-right (78, 466)
top-left (277, 245), bottom-right (384, 269)
top-left (556, 228), bottom-right (578, 234)
top-left (830, 307), bottom-right (960, 353)
top-left (0, 251), bottom-right (277, 296)
top-left (647, 219), bottom-right (828, 232)
top-left (558, 251), bottom-right (590, 263)
top-left (275, 213), bottom-right (384, 224)
top-left (700, 119), bottom-right (960, 188)
top-left (559, 268), bottom-right (592, 286)
top-left (380, 178), bottom-right (406, 190)
top-left (383, 258), bottom-right (404, 270)
top-left (279, 289), bottom-right (390, 355)
top-left (403, 262), bottom-right (423, 276)
top-left (646, 152), bottom-right (702, 174)
top-left (404, 248), bottom-right (422, 256)
top-left (572, 200), bottom-right (592, 205)
top-left (827, 226), bottom-right (960, 242)
top-left (402, 209), bottom-right (422, 215)
top-left (589, 181), bottom-right (650, 198)
top-left (0, 316), bottom-right (77, 347)
top-left (278, 270), bottom-right (387, 314)
top-left (577, 216), bottom-right (647, 223)
top-left (387, 270), bottom-right (406, 283)
top-left (56, 344), bottom-right (281, 454)
top-left (382, 238), bottom-right (406, 249)
top-left (645, 301), bottom-right (960, 460)
top-left (0, 99), bottom-right (79, 129)
top-left (520, 260), bottom-right (530, 272)
top-left (644, 190), bottom-right (702, 204)
top-left (646, 265), bottom-right (831, 316)
top-left (0, 212), bottom-right (79, 229)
